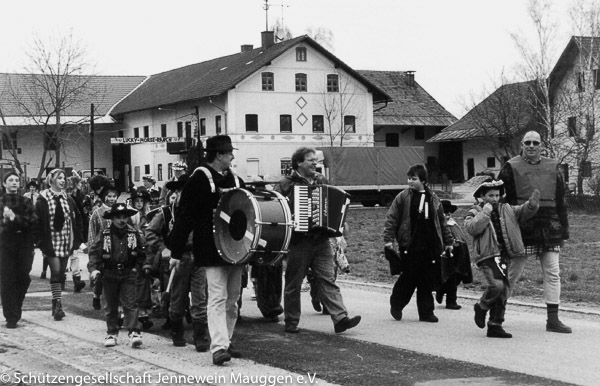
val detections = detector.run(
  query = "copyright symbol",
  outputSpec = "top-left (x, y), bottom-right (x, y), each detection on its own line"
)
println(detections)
top-left (0, 373), bottom-right (10, 383)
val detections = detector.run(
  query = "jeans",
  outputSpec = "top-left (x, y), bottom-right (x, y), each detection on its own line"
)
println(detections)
top-left (169, 252), bottom-right (208, 324)
top-left (478, 261), bottom-right (509, 326)
top-left (284, 234), bottom-right (347, 327)
top-left (508, 251), bottom-right (561, 304)
top-left (205, 265), bottom-right (243, 353)
top-left (102, 269), bottom-right (139, 334)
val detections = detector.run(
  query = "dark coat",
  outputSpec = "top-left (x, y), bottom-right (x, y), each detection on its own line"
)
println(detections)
top-left (33, 191), bottom-right (83, 257)
top-left (441, 220), bottom-right (473, 284)
top-left (0, 193), bottom-right (36, 260)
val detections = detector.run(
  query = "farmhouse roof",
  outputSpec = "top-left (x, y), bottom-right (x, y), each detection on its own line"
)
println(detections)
top-left (0, 73), bottom-right (146, 121)
top-left (358, 70), bottom-right (456, 127)
top-left (428, 80), bottom-right (538, 142)
top-left (548, 36), bottom-right (600, 98)
top-left (110, 35), bottom-right (391, 116)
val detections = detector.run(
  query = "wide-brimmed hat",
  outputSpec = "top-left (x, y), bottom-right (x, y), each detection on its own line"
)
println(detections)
top-left (165, 174), bottom-right (189, 191)
top-left (172, 161), bottom-right (187, 171)
top-left (441, 200), bottom-right (457, 213)
top-left (142, 174), bottom-right (156, 183)
top-left (103, 202), bottom-right (137, 219)
top-left (204, 135), bottom-right (237, 152)
top-left (131, 186), bottom-right (151, 202)
top-left (473, 178), bottom-right (505, 198)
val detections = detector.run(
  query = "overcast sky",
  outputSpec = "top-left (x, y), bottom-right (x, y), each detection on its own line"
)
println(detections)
top-left (0, 0), bottom-right (577, 118)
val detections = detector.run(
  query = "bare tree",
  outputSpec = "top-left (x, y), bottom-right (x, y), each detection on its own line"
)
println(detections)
top-left (7, 30), bottom-right (98, 180)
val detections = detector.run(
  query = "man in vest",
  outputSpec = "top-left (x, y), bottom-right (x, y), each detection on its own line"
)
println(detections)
top-left (498, 131), bottom-right (571, 333)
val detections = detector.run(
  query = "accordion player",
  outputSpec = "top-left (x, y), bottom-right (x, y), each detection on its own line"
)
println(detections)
top-left (293, 185), bottom-right (351, 237)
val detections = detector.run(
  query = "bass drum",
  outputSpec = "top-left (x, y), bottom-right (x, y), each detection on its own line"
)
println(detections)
top-left (214, 188), bottom-right (293, 265)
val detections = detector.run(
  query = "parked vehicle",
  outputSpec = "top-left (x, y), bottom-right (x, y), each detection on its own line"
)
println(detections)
top-left (316, 146), bottom-right (424, 207)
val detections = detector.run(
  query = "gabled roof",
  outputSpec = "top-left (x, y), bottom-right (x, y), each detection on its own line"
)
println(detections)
top-left (0, 73), bottom-right (146, 120)
top-left (548, 36), bottom-right (600, 99)
top-left (358, 70), bottom-right (456, 127)
top-left (428, 80), bottom-right (538, 142)
top-left (111, 35), bottom-right (391, 117)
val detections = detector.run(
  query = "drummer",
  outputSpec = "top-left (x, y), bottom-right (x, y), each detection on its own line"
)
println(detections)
top-left (169, 135), bottom-right (245, 366)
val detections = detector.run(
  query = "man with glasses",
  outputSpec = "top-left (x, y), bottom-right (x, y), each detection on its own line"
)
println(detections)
top-left (275, 147), bottom-right (361, 334)
top-left (498, 131), bottom-right (572, 333)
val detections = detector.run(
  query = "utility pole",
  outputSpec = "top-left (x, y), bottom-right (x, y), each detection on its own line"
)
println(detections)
top-left (90, 103), bottom-right (95, 174)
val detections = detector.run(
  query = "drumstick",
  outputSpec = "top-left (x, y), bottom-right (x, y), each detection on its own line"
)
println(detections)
top-left (166, 266), bottom-right (177, 293)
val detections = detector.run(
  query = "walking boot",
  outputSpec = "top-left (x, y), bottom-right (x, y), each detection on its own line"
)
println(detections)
top-left (547, 304), bottom-right (572, 333)
top-left (53, 299), bottom-right (65, 321)
top-left (487, 324), bottom-right (512, 338)
top-left (73, 275), bottom-right (86, 293)
top-left (192, 321), bottom-right (210, 352)
top-left (171, 319), bottom-right (186, 347)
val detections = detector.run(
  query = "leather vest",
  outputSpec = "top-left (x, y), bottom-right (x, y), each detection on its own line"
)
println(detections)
top-left (508, 156), bottom-right (557, 207)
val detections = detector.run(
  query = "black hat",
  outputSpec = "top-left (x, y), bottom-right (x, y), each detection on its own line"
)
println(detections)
top-left (130, 186), bottom-right (151, 202)
top-left (473, 178), bottom-right (505, 198)
top-left (165, 174), bottom-right (189, 191)
top-left (441, 200), bottom-right (457, 214)
top-left (204, 135), bottom-right (237, 152)
top-left (103, 202), bottom-right (137, 219)
top-left (26, 180), bottom-right (39, 189)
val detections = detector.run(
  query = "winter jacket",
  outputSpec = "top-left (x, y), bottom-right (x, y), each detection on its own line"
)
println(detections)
top-left (33, 191), bottom-right (83, 257)
top-left (464, 201), bottom-right (538, 265)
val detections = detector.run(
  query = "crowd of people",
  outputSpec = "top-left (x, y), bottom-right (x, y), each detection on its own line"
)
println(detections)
top-left (0, 131), bottom-right (572, 366)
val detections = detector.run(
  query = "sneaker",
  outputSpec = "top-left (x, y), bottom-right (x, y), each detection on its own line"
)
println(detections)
top-left (334, 315), bottom-right (361, 333)
top-left (104, 335), bottom-right (117, 347)
top-left (92, 297), bottom-right (101, 310)
top-left (129, 331), bottom-right (143, 348)
top-left (212, 349), bottom-right (231, 365)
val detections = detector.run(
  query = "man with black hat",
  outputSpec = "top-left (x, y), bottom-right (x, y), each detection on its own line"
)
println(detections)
top-left (88, 202), bottom-right (146, 348)
top-left (169, 135), bottom-right (245, 365)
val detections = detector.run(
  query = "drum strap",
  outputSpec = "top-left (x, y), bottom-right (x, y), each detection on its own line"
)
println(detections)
top-left (192, 166), bottom-right (216, 193)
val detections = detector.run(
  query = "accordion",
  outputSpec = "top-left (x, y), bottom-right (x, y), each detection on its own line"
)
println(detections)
top-left (293, 185), bottom-right (351, 237)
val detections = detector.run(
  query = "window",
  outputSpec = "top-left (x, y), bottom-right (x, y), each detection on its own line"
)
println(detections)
top-left (295, 73), bottom-right (307, 92)
top-left (280, 115), bottom-right (292, 133)
top-left (327, 74), bottom-right (339, 92)
top-left (157, 164), bottom-right (163, 181)
top-left (568, 116), bottom-right (577, 137)
top-left (118, 130), bottom-right (124, 138)
top-left (296, 47), bottom-right (307, 61)
top-left (577, 72), bottom-right (585, 92)
top-left (414, 127), bottom-right (425, 140)
top-left (216, 116), bottom-right (222, 134)
top-left (2, 131), bottom-right (17, 150)
top-left (161, 124), bottom-right (167, 137)
top-left (386, 133), bottom-right (399, 147)
top-left (245, 114), bottom-right (258, 132)
top-left (134, 127), bottom-right (139, 138)
top-left (281, 158), bottom-right (292, 176)
top-left (143, 126), bottom-right (149, 138)
top-left (247, 158), bottom-right (260, 178)
top-left (312, 115), bottom-right (324, 133)
top-left (168, 163), bottom-right (173, 179)
top-left (144, 164), bottom-right (151, 174)
top-left (594, 69), bottom-right (600, 90)
top-left (200, 118), bottom-right (206, 136)
top-left (44, 131), bottom-right (58, 151)
top-left (261, 72), bottom-right (274, 91)
top-left (177, 122), bottom-right (183, 137)
top-left (134, 166), bottom-right (140, 182)
top-left (344, 115), bottom-right (356, 133)
top-left (487, 157), bottom-right (496, 168)
top-left (185, 121), bottom-right (192, 139)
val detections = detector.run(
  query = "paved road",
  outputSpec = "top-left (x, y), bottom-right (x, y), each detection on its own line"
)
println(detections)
top-left (1, 250), bottom-right (598, 385)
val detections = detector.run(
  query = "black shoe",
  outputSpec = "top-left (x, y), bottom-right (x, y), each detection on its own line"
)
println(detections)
top-left (446, 303), bottom-right (462, 310)
top-left (212, 349), bottom-right (231, 365)
top-left (311, 299), bottom-right (322, 312)
top-left (5, 321), bottom-right (17, 329)
top-left (92, 297), bottom-right (101, 310)
top-left (227, 344), bottom-right (242, 358)
top-left (172, 334), bottom-right (186, 347)
top-left (73, 279), bottom-right (86, 293)
top-left (487, 325), bottom-right (512, 338)
top-left (546, 318), bottom-right (572, 333)
top-left (284, 324), bottom-right (299, 333)
top-left (53, 300), bottom-right (65, 321)
top-left (40, 271), bottom-right (47, 279)
top-left (435, 291), bottom-right (444, 304)
top-left (474, 304), bottom-right (487, 329)
top-left (390, 307), bottom-right (403, 321)
top-left (334, 315), bottom-right (361, 333)
top-left (139, 317), bottom-right (154, 330)
top-left (419, 314), bottom-right (439, 323)
top-left (263, 315), bottom-right (279, 323)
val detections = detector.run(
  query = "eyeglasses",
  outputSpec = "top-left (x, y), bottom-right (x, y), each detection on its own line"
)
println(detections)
top-left (523, 141), bottom-right (540, 146)
top-left (304, 158), bottom-right (319, 163)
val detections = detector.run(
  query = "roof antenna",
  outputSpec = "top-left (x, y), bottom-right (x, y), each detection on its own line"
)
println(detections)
top-left (263, 0), bottom-right (270, 31)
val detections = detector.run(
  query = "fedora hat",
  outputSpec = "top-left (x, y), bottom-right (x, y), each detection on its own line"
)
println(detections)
top-left (103, 202), bottom-right (137, 219)
top-left (165, 174), bottom-right (189, 191)
top-left (204, 135), bottom-right (237, 152)
top-left (441, 200), bottom-right (457, 214)
top-left (473, 178), bottom-right (505, 198)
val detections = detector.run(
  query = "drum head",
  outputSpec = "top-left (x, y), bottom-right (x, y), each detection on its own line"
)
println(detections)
top-left (214, 189), bottom-right (258, 264)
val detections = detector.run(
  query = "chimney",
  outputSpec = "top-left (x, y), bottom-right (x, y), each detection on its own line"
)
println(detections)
top-left (261, 31), bottom-right (275, 51)
top-left (405, 71), bottom-right (416, 87)
top-left (241, 44), bottom-right (254, 53)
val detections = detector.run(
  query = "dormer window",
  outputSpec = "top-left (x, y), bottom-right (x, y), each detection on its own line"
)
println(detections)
top-left (296, 47), bottom-right (307, 61)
